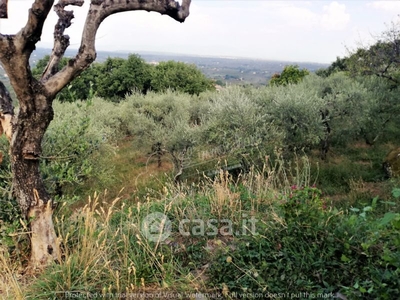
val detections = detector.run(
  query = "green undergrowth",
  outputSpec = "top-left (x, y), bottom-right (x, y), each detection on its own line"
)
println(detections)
top-left (1, 161), bottom-right (398, 299)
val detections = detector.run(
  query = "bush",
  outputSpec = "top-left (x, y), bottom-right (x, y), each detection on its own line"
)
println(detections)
top-left (202, 87), bottom-right (283, 157)
top-left (40, 100), bottom-right (115, 197)
top-left (96, 55), bottom-right (153, 100)
top-left (266, 81), bottom-right (324, 151)
top-left (384, 148), bottom-right (400, 178)
top-left (269, 65), bottom-right (309, 86)
top-left (208, 187), bottom-right (400, 298)
top-left (151, 61), bottom-right (215, 95)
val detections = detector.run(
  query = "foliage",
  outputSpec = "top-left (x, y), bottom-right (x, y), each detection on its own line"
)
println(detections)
top-left (41, 107), bottom-right (101, 197)
top-left (269, 65), bottom-right (310, 86)
top-left (346, 21), bottom-right (400, 88)
top-left (316, 56), bottom-right (348, 78)
top-left (0, 101), bottom-right (116, 200)
top-left (96, 55), bottom-right (153, 100)
top-left (384, 147), bottom-right (400, 178)
top-left (201, 87), bottom-right (283, 157)
top-left (310, 73), bottom-right (372, 148)
top-left (151, 60), bottom-right (215, 95)
top-left (126, 91), bottom-right (205, 177)
top-left (32, 55), bottom-right (100, 102)
top-left (281, 185), bottom-right (325, 223)
top-left (263, 79), bottom-right (325, 151)
top-left (32, 54), bottom-right (214, 102)
top-left (209, 186), bottom-right (400, 298)
top-left (356, 76), bottom-right (400, 145)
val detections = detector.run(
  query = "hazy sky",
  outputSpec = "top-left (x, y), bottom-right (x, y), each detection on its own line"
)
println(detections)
top-left (1, 0), bottom-right (400, 63)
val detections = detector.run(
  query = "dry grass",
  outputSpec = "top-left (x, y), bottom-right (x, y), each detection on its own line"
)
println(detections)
top-left (0, 250), bottom-right (24, 300)
top-left (0, 151), bottom-right (315, 299)
top-left (210, 170), bottom-right (241, 220)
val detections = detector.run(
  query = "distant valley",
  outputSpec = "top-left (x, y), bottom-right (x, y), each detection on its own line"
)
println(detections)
top-left (1, 48), bottom-right (328, 87)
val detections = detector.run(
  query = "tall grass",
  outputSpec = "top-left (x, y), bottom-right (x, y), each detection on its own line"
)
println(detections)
top-left (0, 151), bottom-right (315, 299)
top-left (0, 248), bottom-right (24, 300)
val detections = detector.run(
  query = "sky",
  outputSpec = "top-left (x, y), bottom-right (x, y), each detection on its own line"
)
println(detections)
top-left (1, 0), bottom-right (400, 63)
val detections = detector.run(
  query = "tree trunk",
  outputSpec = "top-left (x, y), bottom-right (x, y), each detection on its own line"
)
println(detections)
top-left (320, 109), bottom-right (331, 160)
top-left (11, 94), bottom-right (60, 268)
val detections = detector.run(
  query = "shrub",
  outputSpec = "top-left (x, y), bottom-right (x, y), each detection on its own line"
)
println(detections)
top-left (208, 190), bottom-right (400, 298)
top-left (151, 61), bottom-right (215, 95)
top-left (269, 65), bottom-right (310, 86)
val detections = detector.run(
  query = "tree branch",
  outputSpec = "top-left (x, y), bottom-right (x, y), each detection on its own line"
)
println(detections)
top-left (42, 0), bottom-right (84, 81)
top-left (0, 0), bottom-right (8, 18)
top-left (15, 0), bottom-right (54, 54)
top-left (100, 0), bottom-right (192, 23)
top-left (44, 0), bottom-right (191, 96)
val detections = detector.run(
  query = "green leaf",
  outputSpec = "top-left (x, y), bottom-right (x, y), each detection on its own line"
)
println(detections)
top-left (379, 212), bottom-right (397, 227)
top-left (382, 254), bottom-right (393, 262)
top-left (363, 206), bottom-right (372, 212)
top-left (361, 243), bottom-right (369, 251)
top-left (392, 188), bottom-right (400, 199)
top-left (371, 196), bottom-right (379, 209)
top-left (341, 254), bottom-right (350, 262)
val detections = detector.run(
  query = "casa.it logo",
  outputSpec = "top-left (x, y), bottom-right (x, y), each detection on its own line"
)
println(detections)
top-left (141, 212), bottom-right (258, 242)
top-left (141, 212), bottom-right (172, 242)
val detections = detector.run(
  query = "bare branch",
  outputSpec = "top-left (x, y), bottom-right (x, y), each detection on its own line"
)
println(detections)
top-left (0, 0), bottom-right (8, 18)
top-left (45, 0), bottom-right (191, 96)
top-left (42, 0), bottom-right (84, 81)
top-left (15, 0), bottom-right (54, 53)
top-left (100, 0), bottom-right (192, 23)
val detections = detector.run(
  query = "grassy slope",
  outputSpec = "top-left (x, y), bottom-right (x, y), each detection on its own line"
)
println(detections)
top-left (1, 134), bottom-right (400, 299)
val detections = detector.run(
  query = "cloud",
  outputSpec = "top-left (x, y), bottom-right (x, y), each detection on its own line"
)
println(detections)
top-left (369, 1), bottom-right (400, 12)
top-left (321, 2), bottom-right (350, 31)
top-left (259, 1), bottom-right (349, 31)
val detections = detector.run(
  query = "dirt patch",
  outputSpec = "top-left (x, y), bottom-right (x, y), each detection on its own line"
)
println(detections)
top-left (353, 141), bottom-right (372, 149)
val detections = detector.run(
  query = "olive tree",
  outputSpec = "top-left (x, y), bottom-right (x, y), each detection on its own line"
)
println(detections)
top-left (0, 0), bottom-right (191, 269)
top-left (269, 65), bottom-right (310, 86)
top-left (305, 73), bottom-right (371, 157)
top-left (129, 92), bottom-right (201, 181)
top-left (267, 81), bottom-right (324, 152)
top-left (151, 60), bottom-right (215, 95)
top-left (347, 20), bottom-right (400, 86)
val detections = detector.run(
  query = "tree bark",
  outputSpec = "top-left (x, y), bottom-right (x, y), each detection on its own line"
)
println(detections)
top-left (11, 93), bottom-right (60, 267)
top-left (0, 0), bottom-right (58, 264)
top-left (0, 0), bottom-right (8, 18)
top-left (320, 109), bottom-right (331, 160)
top-left (0, 81), bottom-right (60, 267)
